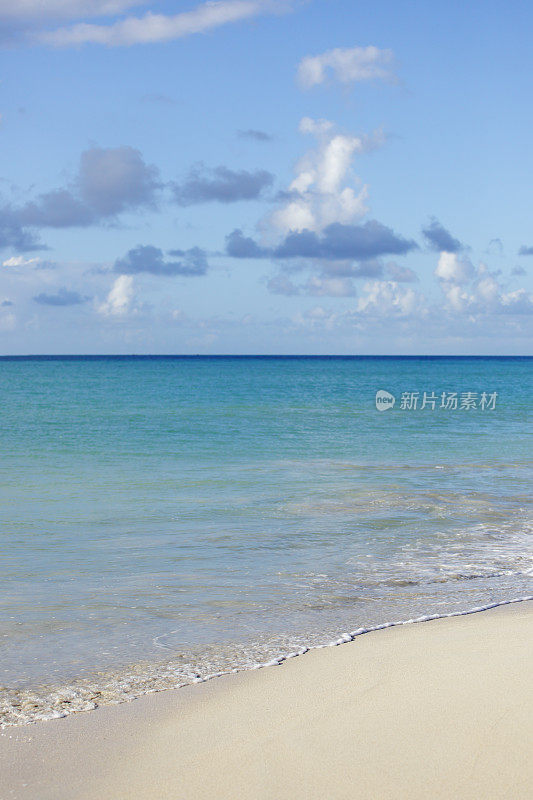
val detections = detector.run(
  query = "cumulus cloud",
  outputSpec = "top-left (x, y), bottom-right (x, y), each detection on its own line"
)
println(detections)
top-left (436, 257), bottom-right (533, 316)
top-left (172, 165), bottom-right (273, 205)
top-left (4, 146), bottom-right (159, 238)
top-left (275, 221), bottom-right (416, 260)
top-left (422, 218), bottom-right (463, 253)
top-left (434, 252), bottom-right (475, 284)
top-left (356, 280), bottom-right (420, 317)
top-left (518, 245), bottom-right (533, 256)
top-left (77, 145), bottom-right (159, 216)
top-left (115, 244), bottom-right (208, 276)
top-left (297, 45), bottom-right (396, 89)
top-left (33, 287), bottom-right (89, 306)
top-left (224, 117), bottom-right (419, 298)
top-left (226, 221), bottom-right (416, 262)
top-left (99, 274), bottom-right (134, 315)
top-left (37, 0), bottom-right (295, 47)
top-left (269, 117), bottom-right (384, 235)
top-left (237, 129), bottom-right (274, 142)
top-left (225, 229), bottom-right (270, 258)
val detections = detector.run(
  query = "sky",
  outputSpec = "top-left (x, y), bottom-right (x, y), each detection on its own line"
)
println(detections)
top-left (1, 0), bottom-right (533, 354)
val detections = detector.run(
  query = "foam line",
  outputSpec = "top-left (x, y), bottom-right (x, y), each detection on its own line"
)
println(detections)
top-left (178, 595), bottom-right (533, 683)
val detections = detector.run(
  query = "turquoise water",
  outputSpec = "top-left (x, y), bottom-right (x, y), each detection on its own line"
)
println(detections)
top-left (1, 356), bottom-right (532, 725)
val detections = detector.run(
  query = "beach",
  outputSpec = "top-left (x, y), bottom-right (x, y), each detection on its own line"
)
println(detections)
top-left (2, 600), bottom-right (532, 800)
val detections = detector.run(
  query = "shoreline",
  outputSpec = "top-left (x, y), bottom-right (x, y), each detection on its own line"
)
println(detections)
top-left (2, 599), bottom-right (533, 799)
top-left (2, 593), bottom-right (533, 730)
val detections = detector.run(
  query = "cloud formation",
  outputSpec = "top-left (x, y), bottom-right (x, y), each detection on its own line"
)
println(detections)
top-left (37, 0), bottom-right (296, 47)
top-left (115, 244), bottom-right (208, 276)
top-left (356, 280), bottom-right (420, 317)
top-left (269, 117), bottom-right (383, 235)
top-left (33, 287), bottom-right (89, 306)
top-left (297, 46), bottom-right (396, 89)
top-left (172, 165), bottom-right (274, 205)
top-left (99, 275), bottom-right (134, 315)
top-left (227, 221), bottom-right (417, 261)
top-left (225, 116), bottom-right (421, 303)
top-left (434, 252), bottom-right (475, 284)
top-left (435, 256), bottom-right (533, 316)
top-left (77, 145), bottom-right (159, 216)
top-left (9, 146), bottom-right (158, 231)
top-left (276, 221), bottom-right (417, 260)
top-left (225, 229), bottom-right (269, 258)
top-left (422, 218), bottom-right (463, 253)
top-left (1, 146), bottom-right (160, 244)
top-left (518, 245), bottom-right (533, 256)
top-left (2, 255), bottom-right (44, 267)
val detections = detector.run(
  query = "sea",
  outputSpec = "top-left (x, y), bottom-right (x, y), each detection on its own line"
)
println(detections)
top-left (1, 356), bottom-right (532, 726)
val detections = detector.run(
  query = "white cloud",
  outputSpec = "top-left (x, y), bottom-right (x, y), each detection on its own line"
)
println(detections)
top-left (297, 45), bottom-right (395, 89)
top-left (98, 274), bottom-right (134, 315)
top-left (434, 251), bottom-right (475, 285)
top-left (38, 0), bottom-right (294, 47)
top-left (436, 259), bottom-right (533, 315)
top-left (2, 255), bottom-right (41, 267)
top-left (269, 117), bottom-right (382, 235)
top-left (357, 280), bottom-right (420, 317)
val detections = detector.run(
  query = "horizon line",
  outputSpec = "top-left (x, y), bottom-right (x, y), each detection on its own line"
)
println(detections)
top-left (0, 354), bottom-right (531, 360)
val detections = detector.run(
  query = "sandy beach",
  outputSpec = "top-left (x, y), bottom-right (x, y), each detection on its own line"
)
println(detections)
top-left (1, 600), bottom-right (532, 800)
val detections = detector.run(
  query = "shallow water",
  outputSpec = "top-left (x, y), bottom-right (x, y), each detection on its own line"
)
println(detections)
top-left (1, 356), bottom-right (531, 725)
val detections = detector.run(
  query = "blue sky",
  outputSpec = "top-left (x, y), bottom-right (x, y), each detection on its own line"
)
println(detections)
top-left (1, 0), bottom-right (532, 354)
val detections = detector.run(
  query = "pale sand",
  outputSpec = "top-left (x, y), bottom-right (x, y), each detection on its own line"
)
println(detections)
top-left (2, 601), bottom-right (533, 800)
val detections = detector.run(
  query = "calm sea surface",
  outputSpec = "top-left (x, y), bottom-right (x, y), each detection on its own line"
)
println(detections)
top-left (1, 356), bottom-right (532, 724)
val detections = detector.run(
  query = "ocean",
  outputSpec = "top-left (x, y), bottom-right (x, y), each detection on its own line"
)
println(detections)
top-left (1, 356), bottom-right (532, 726)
